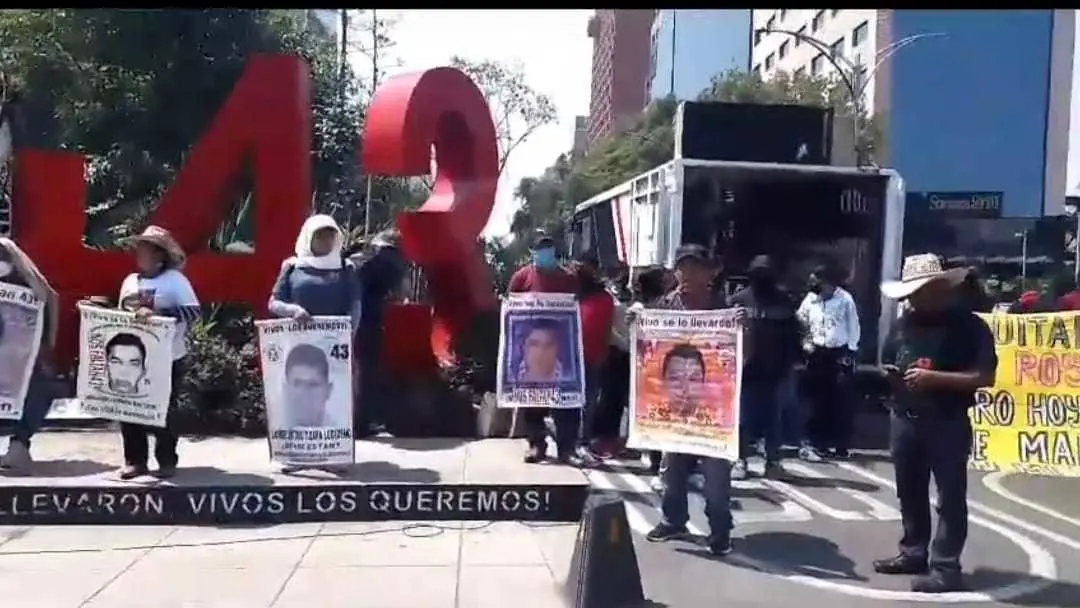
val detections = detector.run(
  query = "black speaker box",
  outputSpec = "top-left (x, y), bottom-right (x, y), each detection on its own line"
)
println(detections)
top-left (676, 101), bottom-right (833, 165)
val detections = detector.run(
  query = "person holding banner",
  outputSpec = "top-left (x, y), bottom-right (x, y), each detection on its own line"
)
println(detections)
top-left (509, 232), bottom-right (581, 464)
top-left (634, 244), bottom-right (745, 556)
top-left (0, 237), bottom-right (58, 472)
top-left (115, 226), bottom-right (201, 480)
top-left (268, 215), bottom-right (360, 470)
top-left (573, 251), bottom-right (615, 460)
top-left (874, 254), bottom-right (996, 593)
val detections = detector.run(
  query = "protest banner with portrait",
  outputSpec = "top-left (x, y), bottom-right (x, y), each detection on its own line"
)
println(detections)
top-left (0, 283), bottom-right (45, 420)
top-left (256, 316), bottom-right (354, 467)
top-left (76, 305), bottom-right (176, 427)
top-left (627, 309), bottom-right (742, 460)
top-left (496, 293), bottom-right (585, 409)
top-left (970, 312), bottom-right (1080, 477)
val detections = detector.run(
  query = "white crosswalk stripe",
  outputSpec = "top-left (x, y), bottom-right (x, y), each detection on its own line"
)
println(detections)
top-left (584, 456), bottom-right (902, 537)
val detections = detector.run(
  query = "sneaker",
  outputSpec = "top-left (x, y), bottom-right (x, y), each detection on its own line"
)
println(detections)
top-left (706, 534), bottom-right (733, 556)
top-left (872, 554), bottom-right (929, 575)
top-left (556, 451), bottom-right (584, 467)
top-left (0, 439), bottom-right (33, 473)
top-left (117, 464), bottom-right (149, 480)
top-left (731, 459), bottom-right (748, 480)
top-left (645, 523), bottom-right (689, 543)
top-left (688, 472), bottom-right (705, 492)
top-left (911, 570), bottom-right (964, 593)
top-left (523, 445), bottom-right (545, 464)
top-left (649, 476), bottom-right (665, 493)
top-left (798, 445), bottom-right (824, 463)
top-left (763, 460), bottom-right (784, 478)
top-left (152, 465), bottom-right (177, 480)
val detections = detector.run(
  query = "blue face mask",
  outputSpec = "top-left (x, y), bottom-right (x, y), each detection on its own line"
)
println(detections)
top-left (532, 248), bottom-right (557, 268)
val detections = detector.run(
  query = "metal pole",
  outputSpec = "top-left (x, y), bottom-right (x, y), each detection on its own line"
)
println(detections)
top-left (1021, 230), bottom-right (1029, 285)
top-left (362, 8), bottom-right (379, 238)
top-left (669, 11), bottom-right (676, 96)
top-left (1074, 213), bottom-right (1079, 283)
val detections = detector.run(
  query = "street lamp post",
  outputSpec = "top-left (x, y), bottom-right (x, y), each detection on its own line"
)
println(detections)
top-left (753, 28), bottom-right (944, 166)
top-left (1015, 230), bottom-right (1029, 287)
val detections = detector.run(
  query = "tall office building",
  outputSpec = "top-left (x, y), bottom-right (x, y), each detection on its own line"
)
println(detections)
top-left (648, 10), bottom-right (752, 103)
top-left (586, 10), bottom-right (653, 150)
top-left (570, 116), bottom-right (588, 165)
top-left (752, 9), bottom-right (1075, 217)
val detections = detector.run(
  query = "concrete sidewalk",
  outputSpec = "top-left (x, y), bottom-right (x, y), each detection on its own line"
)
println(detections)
top-left (0, 432), bottom-right (583, 607)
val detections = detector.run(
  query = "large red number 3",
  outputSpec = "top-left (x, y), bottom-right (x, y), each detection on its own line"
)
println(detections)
top-left (12, 55), bottom-right (498, 370)
top-left (363, 68), bottom-right (499, 360)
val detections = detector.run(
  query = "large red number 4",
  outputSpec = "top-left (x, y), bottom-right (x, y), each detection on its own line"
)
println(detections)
top-left (14, 55), bottom-right (312, 366)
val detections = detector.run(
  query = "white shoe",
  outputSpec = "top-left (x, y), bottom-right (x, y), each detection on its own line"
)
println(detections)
top-left (1, 440), bottom-right (33, 473)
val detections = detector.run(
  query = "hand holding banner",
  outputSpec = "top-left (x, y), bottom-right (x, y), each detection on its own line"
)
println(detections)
top-left (256, 316), bottom-right (355, 467)
top-left (76, 304), bottom-right (176, 427)
top-left (496, 293), bottom-right (585, 409)
top-left (0, 283), bottom-right (45, 420)
top-left (627, 309), bottom-right (742, 460)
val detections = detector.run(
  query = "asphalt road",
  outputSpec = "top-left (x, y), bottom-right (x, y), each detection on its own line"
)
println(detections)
top-left (586, 453), bottom-right (1080, 608)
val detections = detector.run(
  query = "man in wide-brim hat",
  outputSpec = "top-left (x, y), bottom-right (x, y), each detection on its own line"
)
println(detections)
top-left (132, 225), bottom-right (186, 269)
top-left (872, 253), bottom-right (997, 593)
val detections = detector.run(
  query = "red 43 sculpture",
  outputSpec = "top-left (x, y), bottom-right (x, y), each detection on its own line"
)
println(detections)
top-left (13, 54), bottom-right (499, 371)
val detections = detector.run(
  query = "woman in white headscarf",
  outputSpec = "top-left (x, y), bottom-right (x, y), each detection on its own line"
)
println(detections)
top-left (0, 237), bottom-right (59, 472)
top-left (269, 214), bottom-right (361, 326)
top-left (268, 215), bottom-right (362, 472)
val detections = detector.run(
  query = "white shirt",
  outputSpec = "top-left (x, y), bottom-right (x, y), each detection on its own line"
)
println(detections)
top-left (119, 269), bottom-right (200, 359)
top-left (797, 287), bottom-right (860, 352)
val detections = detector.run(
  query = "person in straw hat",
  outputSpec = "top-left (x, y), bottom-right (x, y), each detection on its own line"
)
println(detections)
top-left (0, 237), bottom-right (60, 473)
top-left (114, 225), bottom-right (201, 480)
top-left (872, 253), bottom-right (996, 593)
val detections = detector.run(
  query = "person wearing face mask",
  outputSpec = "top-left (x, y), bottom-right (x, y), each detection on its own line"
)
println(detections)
top-left (270, 215), bottom-right (361, 466)
top-left (0, 238), bottom-right (59, 473)
top-left (114, 226), bottom-right (201, 480)
top-left (873, 254), bottom-right (995, 593)
top-left (727, 255), bottom-right (805, 479)
top-left (796, 261), bottom-right (860, 459)
top-left (508, 232), bottom-right (580, 464)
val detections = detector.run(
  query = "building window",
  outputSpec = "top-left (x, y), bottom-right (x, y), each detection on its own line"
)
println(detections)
top-left (754, 29), bottom-right (764, 45)
top-left (780, 9), bottom-right (788, 20)
top-left (831, 38), bottom-right (844, 58)
top-left (795, 25), bottom-right (806, 46)
top-left (766, 15), bottom-right (776, 31)
top-left (779, 40), bottom-right (790, 60)
top-left (753, 64), bottom-right (761, 78)
top-left (812, 10), bottom-right (825, 32)
top-left (765, 53), bottom-right (775, 71)
top-left (852, 21), bottom-right (869, 47)
top-left (831, 9), bottom-right (840, 17)
top-left (811, 54), bottom-right (825, 75)
top-left (794, 67), bottom-right (806, 78)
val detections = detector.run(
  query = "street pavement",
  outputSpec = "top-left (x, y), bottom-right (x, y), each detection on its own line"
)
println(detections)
top-left (588, 451), bottom-right (1080, 607)
top-left (2, 431), bottom-right (1080, 607)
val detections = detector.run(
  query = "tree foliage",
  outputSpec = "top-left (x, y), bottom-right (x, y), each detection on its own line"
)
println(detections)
top-left (501, 68), bottom-right (883, 267)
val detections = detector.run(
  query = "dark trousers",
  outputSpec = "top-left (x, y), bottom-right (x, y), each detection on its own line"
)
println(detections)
top-left (356, 324), bottom-right (385, 427)
top-left (524, 407), bottom-right (582, 456)
top-left (889, 411), bottom-right (971, 572)
top-left (739, 368), bottom-right (793, 462)
top-left (803, 347), bottom-right (855, 451)
top-left (120, 359), bottom-right (183, 468)
top-left (592, 346), bottom-right (630, 440)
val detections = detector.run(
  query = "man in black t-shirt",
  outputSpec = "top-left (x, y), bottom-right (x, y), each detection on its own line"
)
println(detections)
top-left (874, 254), bottom-right (997, 593)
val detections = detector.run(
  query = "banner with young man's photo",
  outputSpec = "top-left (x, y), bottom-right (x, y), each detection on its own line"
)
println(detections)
top-left (0, 284), bottom-right (45, 420)
top-left (76, 304), bottom-right (176, 427)
top-left (496, 293), bottom-right (585, 409)
top-left (628, 309), bottom-right (743, 461)
top-left (256, 316), bottom-right (354, 467)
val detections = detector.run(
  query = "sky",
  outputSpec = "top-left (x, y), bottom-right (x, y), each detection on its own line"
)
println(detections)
top-left (354, 10), bottom-right (594, 238)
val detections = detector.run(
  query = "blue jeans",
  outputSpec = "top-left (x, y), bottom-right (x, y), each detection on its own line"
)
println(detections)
top-left (11, 364), bottom-right (55, 446)
top-left (660, 454), bottom-right (733, 538)
top-left (739, 369), bottom-right (794, 462)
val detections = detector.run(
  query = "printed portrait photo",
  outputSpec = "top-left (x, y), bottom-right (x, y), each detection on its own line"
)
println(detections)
top-left (635, 339), bottom-right (738, 433)
top-left (0, 302), bottom-right (40, 400)
top-left (274, 342), bottom-right (350, 429)
top-left (103, 331), bottom-right (151, 398)
top-left (502, 313), bottom-right (581, 389)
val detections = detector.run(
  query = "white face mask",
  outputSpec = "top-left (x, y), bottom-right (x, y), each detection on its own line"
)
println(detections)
top-left (0, 261), bottom-right (12, 278)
